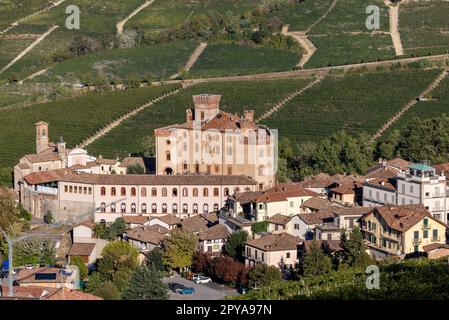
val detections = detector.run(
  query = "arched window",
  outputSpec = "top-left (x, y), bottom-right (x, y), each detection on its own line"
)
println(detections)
top-left (162, 203), bottom-right (167, 213)
top-left (193, 188), bottom-right (198, 197)
top-left (121, 187), bottom-right (126, 196)
top-left (131, 203), bottom-right (137, 213)
top-left (234, 187), bottom-right (240, 194)
top-left (182, 203), bottom-right (188, 214)
top-left (258, 165), bottom-right (265, 176)
top-left (100, 202), bottom-right (106, 213)
top-left (151, 203), bottom-right (157, 213)
top-left (203, 188), bottom-right (209, 197)
top-left (121, 203), bottom-right (126, 213)
top-left (172, 203), bottom-right (178, 213)
top-left (131, 188), bottom-right (137, 197)
top-left (213, 188), bottom-right (219, 197)
top-left (141, 188), bottom-right (147, 197)
top-left (151, 188), bottom-right (157, 197)
top-left (172, 188), bottom-right (178, 197)
top-left (111, 203), bottom-right (116, 213)
top-left (141, 203), bottom-right (147, 214)
top-left (182, 188), bottom-right (188, 197)
top-left (100, 187), bottom-right (106, 196)
top-left (111, 187), bottom-right (116, 196)
top-left (203, 203), bottom-right (209, 213)
top-left (162, 188), bottom-right (167, 197)
top-left (100, 219), bottom-right (106, 224)
top-left (213, 203), bottom-right (219, 211)
top-left (193, 203), bottom-right (198, 214)
top-left (224, 188), bottom-right (230, 196)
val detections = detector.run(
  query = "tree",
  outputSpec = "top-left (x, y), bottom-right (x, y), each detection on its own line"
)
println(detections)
top-left (10, 238), bottom-right (56, 267)
top-left (146, 248), bottom-right (165, 273)
top-left (302, 240), bottom-right (333, 277)
top-left (94, 218), bottom-right (126, 240)
top-left (162, 229), bottom-right (198, 272)
top-left (70, 256), bottom-right (88, 280)
top-left (0, 187), bottom-right (19, 232)
top-left (70, 35), bottom-right (102, 56)
top-left (192, 251), bottom-right (212, 273)
top-left (251, 221), bottom-right (269, 235)
top-left (126, 163), bottom-right (145, 174)
top-left (93, 281), bottom-right (121, 300)
top-left (211, 256), bottom-right (246, 285)
top-left (40, 240), bottom-right (56, 266)
top-left (339, 227), bottom-right (373, 268)
top-left (248, 264), bottom-right (282, 289)
top-left (97, 240), bottom-right (140, 291)
top-left (85, 272), bottom-right (106, 293)
top-left (43, 211), bottom-right (53, 224)
top-left (121, 265), bottom-right (168, 300)
top-left (224, 230), bottom-right (248, 261)
top-left (0, 167), bottom-right (12, 188)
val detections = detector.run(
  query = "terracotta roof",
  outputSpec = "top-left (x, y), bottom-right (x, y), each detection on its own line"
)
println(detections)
top-left (69, 164), bottom-right (88, 170)
top-left (22, 169), bottom-right (257, 186)
top-left (68, 243), bottom-right (95, 256)
top-left (297, 211), bottom-right (336, 225)
top-left (151, 214), bottom-right (181, 226)
top-left (387, 158), bottom-right (410, 171)
top-left (126, 226), bottom-right (165, 245)
top-left (329, 206), bottom-right (372, 216)
top-left (24, 148), bottom-right (61, 163)
top-left (303, 240), bottom-right (343, 253)
top-left (46, 288), bottom-right (103, 300)
top-left (18, 162), bottom-right (30, 170)
top-left (146, 225), bottom-right (170, 234)
top-left (246, 233), bottom-right (302, 252)
top-left (181, 216), bottom-right (209, 234)
top-left (267, 214), bottom-right (291, 226)
top-left (200, 213), bottom-right (219, 224)
top-left (119, 157), bottom-right (145, 168)
top-left (364, 204), bottom-right (446, 232)
top-left (301, 196), bottom-right (332, 210)
top-left (330, 183), bottom-right (357, 195)
top-left (298, 173), bottom-right (365, 189)
top-left (122, 215), bottom-right (150, 225)
top-left (423, 243), bottom-right (449, 252)
top-left (232, 183), bottom-right (318, 204)
top-left (364, 177), bottom-right (397, 190)
top-left (76, 221), bottom-right (96, 230)
top-left (95, 158), bottom-right (118, 165)
top-left (16, 268), bottom-right (73, 284)
top-left (0, 285), bottom-right (59, 300)
top-left (199, 224), bottom-right (230, 240)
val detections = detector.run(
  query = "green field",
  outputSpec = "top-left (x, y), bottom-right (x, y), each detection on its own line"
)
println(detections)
top-left (127, 0), bottom-right (264, 31)
top-left (400, 0), bottom-right (449, 57)
top-left (305, 0), bottom-right (394, 68)
top-left (386, 73), bottom-right (449, 133)
top-left (0, 0), bottom-right (51, 30)
top-left (30, 41), bottom-right (198, 84)
top-left (0, 84), bottom-right (180, 167)
top-left (0, 38), bottom-right (33, 69)
top-left (268, 0), bottom-right (335, 31)
top-left (86, 78), bottom-right (311, 158)
top-left (188, 44), bottom-right (301, 78)
top-left (261, 69), bottom-right (442, 143)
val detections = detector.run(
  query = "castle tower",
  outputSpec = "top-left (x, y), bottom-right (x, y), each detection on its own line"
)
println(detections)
top-left (35, 121), bottom-right (49, 154)
top-left (57, 136), bottom-right (67, 166)
top-left (192, 94), bottom-right (221, 122)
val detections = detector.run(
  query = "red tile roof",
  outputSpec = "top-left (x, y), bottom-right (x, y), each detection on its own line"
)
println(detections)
top-left (126, 226), bottom-right (165, 245)
top-left (245, 233), bottom-right (302, 251)
top-left (199, 224), bottom-right (230, 240)
top-left (267, 214), bottom-right (291, 226)
top-left (68, 243), bottom-right (95, 256)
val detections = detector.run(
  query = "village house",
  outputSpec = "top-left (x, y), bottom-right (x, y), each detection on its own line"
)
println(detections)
top-left (15, 267), bottom-right (78, 290)
top-left (181, 215), bottom-right (209, 235)
top-left (0, 285), bottom-right (103, 300)
top-left (244, 233), bottom-right (302, 270)
top-left (125, 226), bottom-right (165, 253)
top-left (360, 204), bottom-right (447, 259)
top-left (69, 221), bottom-right (108, 266)
top-left (154, 94), bottom-right (276, 190)
top-left (148, 214), bottom-right (181, 230)
top-left (198, 224), bottom-right (230, 254)
top-left (299, 240), bottom-right (343, 258)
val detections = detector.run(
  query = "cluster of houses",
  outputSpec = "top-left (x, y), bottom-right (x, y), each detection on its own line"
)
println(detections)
top-left (4, 94), bottom-right (449, 297)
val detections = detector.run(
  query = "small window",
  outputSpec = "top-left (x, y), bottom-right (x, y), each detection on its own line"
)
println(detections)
top-left (162, 188), bottom-right (167, 197)
top-left (121, 203), bottom-right (126, 213)
top-left (151, 188), bottom-right (157, 196)
top-left (100, 187), bottom-right (106, 196)
top-left (151, 203), bottom-right (157, 213)
top-left (121, 187), bottom-right (126, 196)
top-left (141, 188), bottom-right (147, 197)
top-left (131, 188), bottom-right (136, 197)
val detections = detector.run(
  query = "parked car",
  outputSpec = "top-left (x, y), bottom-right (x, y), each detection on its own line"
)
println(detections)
top-left (169, 283), bottom-right (185, 293)
top-left (178, 287), bottom-right (195, 295)
top-left (194, 276), bottom-right (212, 284)
top-left (25, 264), bottom-right (34, 270)
top-left (192, 274), bottom-right (201, 282)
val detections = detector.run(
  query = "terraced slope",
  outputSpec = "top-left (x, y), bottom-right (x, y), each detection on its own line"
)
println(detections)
top-left (0, 84), bottom-right (179, 167)
top-left (261, 69), bottom-right (441, 143)
top-left (87, 79), bottom-right (311, 159)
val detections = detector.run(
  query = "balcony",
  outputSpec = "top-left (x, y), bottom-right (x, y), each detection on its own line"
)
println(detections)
top-left (422, 224), bottom-right (430, 231)
top-left (27, 185), bottom-right (58, 196)
top-left (412, 238), bottom-right (421, 245)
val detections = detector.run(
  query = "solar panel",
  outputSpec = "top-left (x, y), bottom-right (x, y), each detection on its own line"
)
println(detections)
top-left (35, 273), bottom-right (57, 280)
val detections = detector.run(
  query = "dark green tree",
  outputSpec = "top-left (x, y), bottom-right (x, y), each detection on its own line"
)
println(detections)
top-left (93, 281), bottom-right (121, 300)
top-left (248, 263), bottom-right (282, 289)
top-left (126, 163), bottom-right (145, 174)
top-left (146, 247), bottom-right (165, 272)
top-left (121, 265), bottom-right (168, 300)
top-left (224, 230), bottom-right (248, 261)
top-left (339, 227), bottom-right (373, 268)
top-left (70, 256), bottom-right (88, 280)
top-left (251, 221), bottom-right (269, 235)
top-left (302, 240), bottom-right (333, 277)
top-left (43, 211), bottom-right (53, 224)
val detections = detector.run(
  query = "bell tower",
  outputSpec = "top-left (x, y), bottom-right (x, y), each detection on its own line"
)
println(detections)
top-left (35, 121), bottom-right (49, 154)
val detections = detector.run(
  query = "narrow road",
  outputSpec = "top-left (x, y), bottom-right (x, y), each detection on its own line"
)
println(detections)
top-left (386, 0), bottom-right (404, 56)
top-left (170, 42), bottom-right (208, 79)
top-left (286, 31), bottom-right (317, 68)
top-left (305, 0), bottom-right (338, 34)
top-left (0, 25), bottom-right (58, 76)
top-left (116, 0), bottom-right (154, 35)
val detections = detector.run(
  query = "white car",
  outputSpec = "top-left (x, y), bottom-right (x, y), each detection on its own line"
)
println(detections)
top-left (194, 276), bottom-right (212, 284)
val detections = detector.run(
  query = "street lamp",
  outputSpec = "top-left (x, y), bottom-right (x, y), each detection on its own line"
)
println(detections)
top-left (0, 226), bottom-right (29, 298)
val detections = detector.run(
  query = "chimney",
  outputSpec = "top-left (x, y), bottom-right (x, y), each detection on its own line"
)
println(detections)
top-left (186, 109), bottom-right (193, 122)
top-left (243, 110), bottom-right (255, 122)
